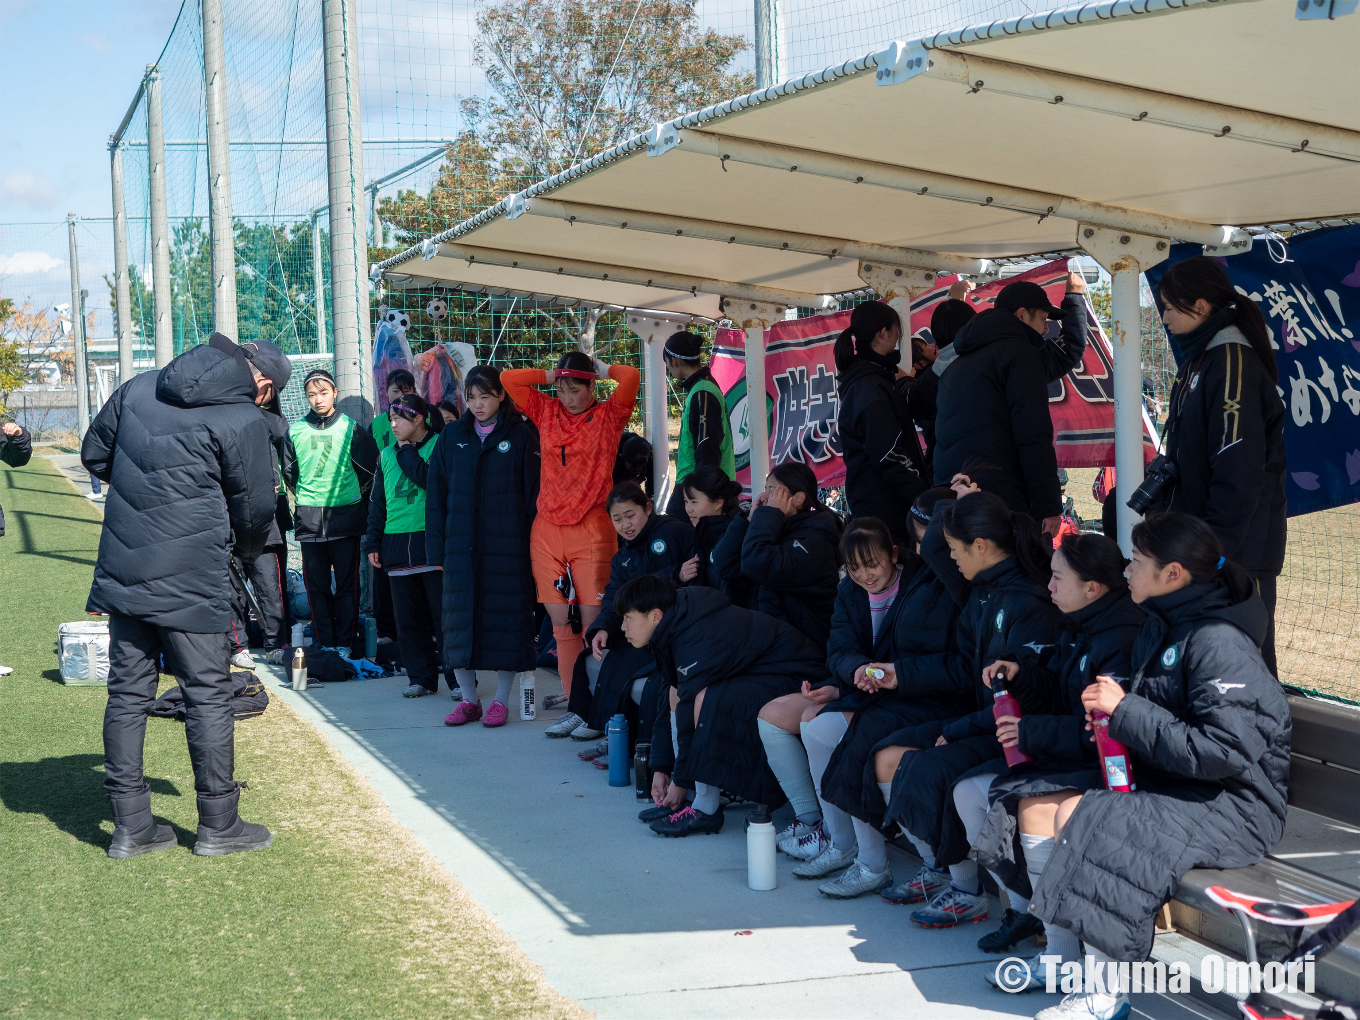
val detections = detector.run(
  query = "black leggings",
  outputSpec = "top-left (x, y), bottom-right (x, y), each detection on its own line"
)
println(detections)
top-left (301, 536), bottom-right (361, 650)
top-left (390, 570), bottom-right (443, 691)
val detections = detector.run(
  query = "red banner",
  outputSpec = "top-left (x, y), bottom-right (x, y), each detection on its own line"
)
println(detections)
top-left (710, 259), bottom-right (1159, 490)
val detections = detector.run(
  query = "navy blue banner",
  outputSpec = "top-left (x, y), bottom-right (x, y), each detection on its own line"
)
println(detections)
top-left (1145, 226), bottom-right (1360, 516)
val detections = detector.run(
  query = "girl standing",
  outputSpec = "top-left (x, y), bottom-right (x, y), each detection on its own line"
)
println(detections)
top-left (427, 366), bottom-right (541, 728)
top-left (363, 394), bottom-right (442, 698)
top-left (285, 369), bottom-right (378, 655)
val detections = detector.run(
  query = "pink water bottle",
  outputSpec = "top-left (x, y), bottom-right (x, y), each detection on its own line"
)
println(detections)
top-left (991, 665), bottom-right (1033, 768)
top-left (1092, 675), bottom-right (1136, 792)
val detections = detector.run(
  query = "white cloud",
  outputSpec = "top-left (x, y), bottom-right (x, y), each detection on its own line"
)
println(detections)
top-left (79, 31), bottom-right (115, 52)
top-left (0, 171), bottom-right (60, 210)
top-left (0, 251), bottom-right (64, 275)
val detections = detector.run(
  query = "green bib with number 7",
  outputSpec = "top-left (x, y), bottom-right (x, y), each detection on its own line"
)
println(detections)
top-left (289, 416), bottom-right (361, 508)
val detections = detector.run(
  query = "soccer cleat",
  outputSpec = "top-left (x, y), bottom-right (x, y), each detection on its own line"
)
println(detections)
top-left (482, 700), bottom-right (509, 727)
top-left (1034, 991), bottom-right (1130, 1020)
top-left (569, 723), bottom-right (605, 741)
top-left (264, 648), bottom-right (286, 665)
top-left (578, 741), bottom-right (608, 761)
top-left (978, 908), bottom-right (1044, 952)
top-left (649, 805), bottom-right (724, 838)
top-left (777, 818), bottom-right (826, 860)
top-left (544, 712), bottom-right (584, 737)
top-left (817, 860), bottom-right (893, 898)
top-left (984, 951), bottom-right (1062, 993)
top-left (881, 865), bottom-right (949, 905)
top-left (910, 884), bottom-right (990, 928)
top-left (403, 684), bottom-right (434, 698)
top-left (792, 842), bottom-right (858, 879)
top-left (637, 803), bottom-right (673, 823)
top-left (444, 700), bottom-right (483, 726)
top-left (543, 693), bottom-right (569, 710)
top-left (230, 649), bottom-right (255, 669)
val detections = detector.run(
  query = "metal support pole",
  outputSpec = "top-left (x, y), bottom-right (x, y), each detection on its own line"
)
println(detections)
top-left (1078, 224), bottom-right (1169, 553)
top-left (857, 261), bottom-right (939, 357)
top-left (146, 65), bottom-right (174, 368)
top-left (323, 0), bottom-right (372, 421)
top-left (203, 0), bottom-right (238, 339)
top-left (722, 299), bottom-right (787, 495)
top-left (109, 137), bottom-right (135, 384)
top-left (312, 212), bottom-right (328, 354)
top-left (754, 0), bottom-right (774, 89)
top-left (631, 315), bottom-right (672, 503)
top-left (67, 215), bottom-right (91, 438)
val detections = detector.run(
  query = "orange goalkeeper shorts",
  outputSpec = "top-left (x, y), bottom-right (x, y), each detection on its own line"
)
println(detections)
top-left (530, 506), bottom-right (617, 606)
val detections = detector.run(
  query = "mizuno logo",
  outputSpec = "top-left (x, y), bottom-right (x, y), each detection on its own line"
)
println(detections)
top-left (1023, 642), bottom-right (1054, 654)
top-left (456, 442), bottom-right (468, 448)
top-left (676, 661), bottom-right (699, 676)
top-left (1210, 679), bottom-right (1246, 694)
top-left (792, 540), bottom-right (808, 554)
top-left (621, 558), bottom-right (631, 567)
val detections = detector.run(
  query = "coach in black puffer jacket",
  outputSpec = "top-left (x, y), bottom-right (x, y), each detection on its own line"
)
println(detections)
top-left (83, 336), bottom-right (277, 630)
top-left (648, 586), bottom-right (826, 805)
top-left (739, 504), bottom-right (843, 655)
top-left (933, 284), bottom-right (1087, 521)
top-left (426, 404), bottom-right (541, 673)
top-left (977, 580), bottom-right (1289, 961)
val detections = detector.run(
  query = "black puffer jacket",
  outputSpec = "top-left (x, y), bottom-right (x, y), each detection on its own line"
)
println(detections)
top-left (1015, 588), bottom-right (1145, 765)
top-left (933, 294), bottom-right (1087, 519)
top-left (257, 404), bottom-right (293, 548)
top-left (693, 506), bottom-right (756, 608)
top-left (836, 353), bottom-right (928, 543)
top-left (426, 407), bottom-right (541, 672)
top-left (992, 582), bottom-right (1290, 961)
top-left (0, 424), bottom-right (32, 537)
top-left (82, 337), bottom-right (276, 632)
top-left (905, 363), bottom-right (941, 471)
top-left (588, 512), bottom-right (695, 646)
top-left (1162, 328), bottom-right (1287, 576)
top-left (740, 504), bottom-right (843, 654)
top-left (647, 586), bottom-right (826, 801)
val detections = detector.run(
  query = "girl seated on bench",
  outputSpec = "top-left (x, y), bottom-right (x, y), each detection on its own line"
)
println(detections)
top-left (677, 465), bottom-right (754, 608)
top-left (976, 512), bottom-right (1289, 1020)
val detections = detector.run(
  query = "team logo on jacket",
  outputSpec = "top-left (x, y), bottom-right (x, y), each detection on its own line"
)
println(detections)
top-left (1162, 646), bottom-right (1178, 668)
top-left (676, 661), bottom-right (698, 676)
top-left (652, 539), bottom-right (666, 554)
top-left (792, 540), bottom-right (809, 554)
top-left (995, 610), bottom-right (1005, 631)
top-left (1189, 373), bottom-right (1201, 391)
top-left (1210, 679), bottom-right (1246, 694)
top-left (498, 440), bottom-right (510, 452)
top-left (1079, 654), bottom-right (1089, 672)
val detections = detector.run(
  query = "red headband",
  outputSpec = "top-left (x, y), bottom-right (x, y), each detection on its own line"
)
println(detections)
top-left (556, 368), bottom-right (597, 381)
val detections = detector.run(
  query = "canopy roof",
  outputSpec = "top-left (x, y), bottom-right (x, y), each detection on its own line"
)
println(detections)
top-left (375, 0), bottom-right (1360, 310)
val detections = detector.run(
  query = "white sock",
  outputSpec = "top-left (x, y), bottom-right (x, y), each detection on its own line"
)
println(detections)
top-left (453, 668), bottom-right (479, 703)
top-left (757, 718), bottom-right (821, 822)
top-left (1021, 834), bottom-right (1079, 961)
top-left (693, 782), bottom-right (720, 815)
top-left (493, 670), bottom-right (516, 705)
top-left (951, 773), bottom-right (994, 844)
top-left (898, 822), bottom-right (939, 871)
top-left (803, 714), bottom-right (853, 849)
top-left (948, 859), bottom-right (980, 894)
top-left (852, 817), bottom-right (888, 874)
top-left (1084, 944), bottom-right (1126, 998)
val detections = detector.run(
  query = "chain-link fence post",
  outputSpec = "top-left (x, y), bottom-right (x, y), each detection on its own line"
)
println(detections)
top-left (203, 0), bottom-right (238, 340)
top-left (109, 137), bottom-right (135, 384)
top-left (66, 214), bottom-right (91, 439)
top-left (146, 64), bottom-right (174, 369)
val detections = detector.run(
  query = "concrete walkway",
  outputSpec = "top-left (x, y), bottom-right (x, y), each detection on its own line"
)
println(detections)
top-left (251, 659), bottom-right (1232, 1020)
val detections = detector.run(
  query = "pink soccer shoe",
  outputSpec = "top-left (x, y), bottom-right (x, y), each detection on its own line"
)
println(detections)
top-left (444, 700), bottom-right (483, 726)
top-left (482, 700), bottom-right (510, 728)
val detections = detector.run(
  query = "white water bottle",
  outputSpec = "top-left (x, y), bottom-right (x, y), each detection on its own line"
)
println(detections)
top-left (519, 672), bottom-right (536, 720)
top-left (746, 804), bottom-right (777, 891)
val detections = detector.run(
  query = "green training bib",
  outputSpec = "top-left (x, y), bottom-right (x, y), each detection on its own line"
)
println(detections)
top-left (380, 439), bottom-right (436, 534)
top-left (677, 376), bottom-right (736, 483)
top-left (290, 416), bottom-right (361, 507)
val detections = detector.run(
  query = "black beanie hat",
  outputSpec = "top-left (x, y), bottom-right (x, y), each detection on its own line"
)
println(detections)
top-left (663, 330), bottom-right (702, 362)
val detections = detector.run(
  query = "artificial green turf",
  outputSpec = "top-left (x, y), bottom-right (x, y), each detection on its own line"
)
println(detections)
top-left (0, 458), bottom-right (582, 1020)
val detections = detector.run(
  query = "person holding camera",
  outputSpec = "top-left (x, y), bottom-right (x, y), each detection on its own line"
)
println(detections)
top-left (1136, 256), bottom-right (1286, 674)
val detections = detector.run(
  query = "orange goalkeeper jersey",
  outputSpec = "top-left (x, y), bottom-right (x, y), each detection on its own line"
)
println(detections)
top-left (501, 365), bottom-right (640, 526)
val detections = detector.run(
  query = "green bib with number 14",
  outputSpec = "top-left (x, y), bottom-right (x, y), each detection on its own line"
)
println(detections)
top-left (290, 416), bottom-right (360, 507)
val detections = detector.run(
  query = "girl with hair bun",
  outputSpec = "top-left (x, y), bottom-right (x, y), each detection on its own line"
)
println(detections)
top-left (978, 512), bottom-right (1288, 1020)
top-left (833, 300), bottom-right (929, 547)
top-left (869, 491), bottom-right (1064, 927)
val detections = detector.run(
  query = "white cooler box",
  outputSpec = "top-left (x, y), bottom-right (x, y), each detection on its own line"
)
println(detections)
top-left (58, 620), bottom-right (111, 686)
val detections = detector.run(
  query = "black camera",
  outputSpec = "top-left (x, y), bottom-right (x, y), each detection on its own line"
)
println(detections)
top-left (1126, 455), bottom-right (1179, 516)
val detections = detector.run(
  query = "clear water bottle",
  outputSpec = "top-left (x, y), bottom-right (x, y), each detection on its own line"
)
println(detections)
top-left (519, 672), bottom-right (536, 720)
top-left (747, 804), bottom-right (777, 891)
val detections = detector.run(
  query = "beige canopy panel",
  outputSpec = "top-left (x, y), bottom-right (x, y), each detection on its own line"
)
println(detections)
top-left (374, 0), bottom-right (1360, 308)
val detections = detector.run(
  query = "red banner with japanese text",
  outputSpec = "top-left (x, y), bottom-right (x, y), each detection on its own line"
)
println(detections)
top-left (709, 259), bottom-right (1160, 491)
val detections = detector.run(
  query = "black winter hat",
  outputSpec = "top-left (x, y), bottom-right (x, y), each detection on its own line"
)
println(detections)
top-left (994, 280), bottom-right (1063, 320)
top-left (240, 339), bottom-right (292, 392)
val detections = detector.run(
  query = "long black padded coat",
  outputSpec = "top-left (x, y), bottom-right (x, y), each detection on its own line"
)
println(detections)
top-left (586, 512), bottom-right (695, 646)
top-left (426, 406), bottom-right (541, 672)
top-left (740, 504), bottom-right (843, 655)
top-left (82, 335), bottom-right (277, 632)
top-left (876, 515), bottom-right (1064, 864)
top-left (977, 582), bottom-right (1290, 961)
top-left (647, 586), bottom-right (826, 805)
top-left (688, 506), bottom-right (755, 608)
top-left (818, 563), bottom-right (973, 829)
